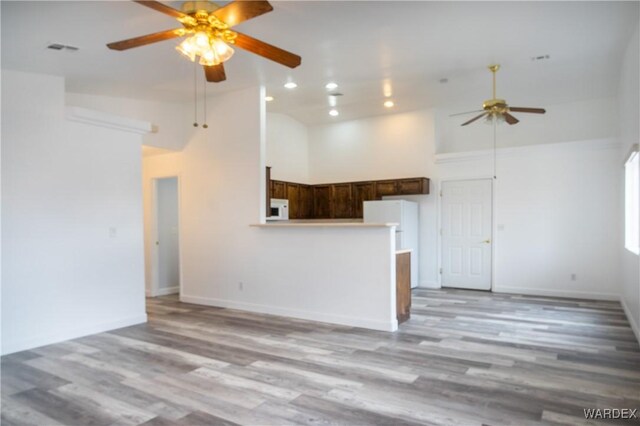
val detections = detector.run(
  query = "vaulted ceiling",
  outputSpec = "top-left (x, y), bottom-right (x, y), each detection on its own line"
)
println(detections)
top-left (2, 1), bottom-right (638, 125)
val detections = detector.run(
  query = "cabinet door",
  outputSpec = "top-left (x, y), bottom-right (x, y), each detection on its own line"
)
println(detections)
top-left (286, 183), bottom-right (300, 219)
top-left (313, 185), bottom-right (332, 218)
top-left (332, 183), bottom-right (353, 218)
top-left (375, 180), bottom-right (398, 197)
top-left (396, 252), bottom-right (411, 324)
top-left (398, 178), bottom-right (429, 195)
top-left (299, 185), bottom-right (314, 219)
top-left (352, 182), bottom-right (376, 218)
top-left (271, 180), bottom-right (286, 199)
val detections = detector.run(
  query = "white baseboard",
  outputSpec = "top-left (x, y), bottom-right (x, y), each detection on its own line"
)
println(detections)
top-left (1, 314), bottom-right (148, 356)
top-left (620, 297), bottom-right (640, 345)
top-left (418, 280), bottom-right (441, 289)
top-left (493, 286), bottom-right (619, 301)
top-left (149, 286), bottom-right (179, 297)
top-left (180, 294), bottom-right (397, 332)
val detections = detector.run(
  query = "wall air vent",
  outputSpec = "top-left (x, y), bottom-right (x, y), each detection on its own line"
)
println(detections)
top-left (47, 43), bottom-right (79, 51)
top-left (531, 54), bottom-right (550, 61)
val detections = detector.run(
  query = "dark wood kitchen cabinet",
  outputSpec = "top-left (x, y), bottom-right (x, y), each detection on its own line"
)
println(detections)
top-left (352, 181), bottom-right (376, 218)
top-left (331, 183), bottom-right (353, 218)
top-left (313, 185), bottom-right (332, 218)
top-left (271, 180), bottom-right (286, 199)
top-left (299, 185), bottom-right (314, 219)
top-left (375, 180), bottom-right (399, 197)
top-left (398, 178), bottom-right (429, 195)
top-left (286, 183), bottom-right (300, 219)
top-left (268, 173), bottom-right (430, 219)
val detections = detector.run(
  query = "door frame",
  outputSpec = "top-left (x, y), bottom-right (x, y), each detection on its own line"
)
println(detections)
top-left (149, 174), bottom-right (183, 297)
top-left (437, 177), bottom-right (495, 291)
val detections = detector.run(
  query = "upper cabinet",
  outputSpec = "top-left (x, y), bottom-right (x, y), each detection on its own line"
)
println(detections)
top-left (268, 173), bottom-right (430, 220)
top-left (331, 183), bottom-right (353, 218)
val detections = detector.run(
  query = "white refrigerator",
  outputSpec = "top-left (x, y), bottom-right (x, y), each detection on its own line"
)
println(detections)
top-left (363, 200), bottom-right (419, 288)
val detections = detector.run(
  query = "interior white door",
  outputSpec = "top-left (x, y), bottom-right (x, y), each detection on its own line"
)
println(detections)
top-left (155, 177), bottom-right (180, 295)
top-left (441, 179), bottom-right (492, 290)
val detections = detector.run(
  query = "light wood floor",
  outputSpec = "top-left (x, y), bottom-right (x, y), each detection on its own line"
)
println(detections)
top-left (2, 289), bottom-right (639, 425)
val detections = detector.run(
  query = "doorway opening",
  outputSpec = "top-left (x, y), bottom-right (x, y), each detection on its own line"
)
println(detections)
top-left (150, 176), bottom-right (181, 297)
top-left (439, 178), bottom-right (493, 291)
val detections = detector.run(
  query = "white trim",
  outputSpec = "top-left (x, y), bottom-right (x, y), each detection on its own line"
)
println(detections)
top-left (621, 296), bottom-right (640, 345)
top-left (65, 107), bottom-right (153, 135)
top-left (493, 285), bottom-right (619, 301)
top-left (151, 286), bottom-right (179, 297)
top-left (180, 294), bottom-right (398, 332)
top-left (1, 314), bottom-right (148, 356)
top-left (435, 138), bottom-right (619, 164)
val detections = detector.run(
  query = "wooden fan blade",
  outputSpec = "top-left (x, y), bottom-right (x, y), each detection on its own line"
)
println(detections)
top-left (509, 107), bottom-right (546, 114)
top-left (204, 63), bottom-right (226, 82)
top-left (450, 109), bottom-right (484, 117)
top-left (503, 112), bottom-right (519, 125)
top-left (233, 32), bottom-right (301, 68)
top-left (213, 1), bottom-right (273, 27)
top-left (133, 1), bottom-right (187, 18)
top-left (107, 28), bottom-right (185, 51)
top-left (461, 112), bottom-right (488, 126)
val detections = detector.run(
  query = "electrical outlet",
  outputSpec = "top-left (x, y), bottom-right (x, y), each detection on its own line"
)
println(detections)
top-left (238, 282), bottom-right (244, 291)
top-left (571, 273), bottom-right (577, 281)
top-left (109, 227), bottom-right (117, 238)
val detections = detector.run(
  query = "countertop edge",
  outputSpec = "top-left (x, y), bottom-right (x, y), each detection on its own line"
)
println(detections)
top-left (250, 222), bottom-right (399, 228)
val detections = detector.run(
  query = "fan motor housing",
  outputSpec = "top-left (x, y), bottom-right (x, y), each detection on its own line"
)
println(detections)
top-left (483, 98), bottom-right (508, 111)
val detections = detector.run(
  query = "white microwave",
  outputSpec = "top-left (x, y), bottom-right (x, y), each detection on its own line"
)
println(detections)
top-left (268, 198), bottom-right (289, 221)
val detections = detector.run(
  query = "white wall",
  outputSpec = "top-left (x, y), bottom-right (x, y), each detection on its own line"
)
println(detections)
top-left (438, 139), bottom-right (621, 300)
top-left (308, 109), bottom-right (436, 183)
top-left (307, 100), bottom-right (620, 295)
top-left (436, 97), bottom-right (617, 154)
top-left (66, 93), bottom-right (189, 151)
top-left (266, 113), bottom-right (310, 183)
top-left (308, 110), bottom-right (439, 287)
top-left (142, 152), bottom-right (183, 295)
top-left (171, 87), bottom-right (396, 331)
top-left (1, 70), bottom-right (147, 355)
top-left (618, 23), bottom-right (640, 340)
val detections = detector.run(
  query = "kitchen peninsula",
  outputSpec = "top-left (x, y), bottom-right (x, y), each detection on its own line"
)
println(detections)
top-left (248, 220), bottom-right (400, 331)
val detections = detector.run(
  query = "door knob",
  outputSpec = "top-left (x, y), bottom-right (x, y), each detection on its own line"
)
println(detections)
top-left (482, 239), bottom-right (491, 244)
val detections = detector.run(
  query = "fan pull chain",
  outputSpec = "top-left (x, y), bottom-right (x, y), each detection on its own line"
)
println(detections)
top-left (202, 75), bottom-right (208, 129)
top-left (493, 119), bottom-right (497, 180)
top-left (193, 63), bottom-right (198, 127)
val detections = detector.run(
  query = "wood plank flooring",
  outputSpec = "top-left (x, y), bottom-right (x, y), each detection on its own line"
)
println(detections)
top-left (2, 289), bottom-right (639, 425)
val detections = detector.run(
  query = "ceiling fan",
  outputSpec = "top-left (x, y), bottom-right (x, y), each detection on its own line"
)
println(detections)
top-left (106, 0), bottom-right (301, 83)
top-left (453, 64), bottom-right (546, 126)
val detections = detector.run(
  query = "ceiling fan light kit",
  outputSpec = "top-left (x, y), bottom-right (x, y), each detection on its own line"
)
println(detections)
top-left (107, 0), bottom-right (301, 83)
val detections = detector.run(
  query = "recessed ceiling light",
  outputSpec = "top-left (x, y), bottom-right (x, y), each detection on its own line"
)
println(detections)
top-left (284, 82), bottom-right (297, 89)
top-left (384, 100), bottom-right (395, 108)
top-left (325, 82), bottom-right (338, 90)
top-left (265, 96), bottom-right (274, 102)
top-left (329, 109), bottom-right (339, 117)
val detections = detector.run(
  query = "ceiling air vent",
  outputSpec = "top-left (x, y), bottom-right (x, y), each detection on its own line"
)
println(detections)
top-left (47, 43), bottom-right (79, 51)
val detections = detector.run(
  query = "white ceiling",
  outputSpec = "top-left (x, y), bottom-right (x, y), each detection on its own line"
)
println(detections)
top-left (2, 1), bottom-right (638, 125)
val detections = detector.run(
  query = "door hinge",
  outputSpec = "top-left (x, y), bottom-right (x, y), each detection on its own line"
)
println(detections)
top-left (440, 228), bottom-right (442, 236)
top-left (439, 190), bottom-right (443, 197)
top-left (439, 268), bottom-right (443, 274)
